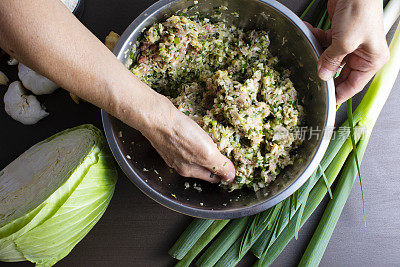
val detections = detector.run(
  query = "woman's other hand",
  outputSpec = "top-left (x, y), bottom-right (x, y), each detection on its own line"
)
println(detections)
top-left (306, 0), bottom-right (389, 104)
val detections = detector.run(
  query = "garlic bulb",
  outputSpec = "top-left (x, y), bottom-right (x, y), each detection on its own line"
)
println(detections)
top-left (18, 63), bottom-right (58, 95)
top-left (4, 81), bottom-right (49, 125)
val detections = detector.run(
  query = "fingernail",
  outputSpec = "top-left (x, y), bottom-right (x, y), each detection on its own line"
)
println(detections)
top-left (211, 177), bottom-right (221, 183)
top-left (317, 65), bottom-right (335, 81)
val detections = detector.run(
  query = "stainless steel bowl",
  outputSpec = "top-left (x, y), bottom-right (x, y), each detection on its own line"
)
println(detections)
top-left (102, 0), bottom-right (336, 219)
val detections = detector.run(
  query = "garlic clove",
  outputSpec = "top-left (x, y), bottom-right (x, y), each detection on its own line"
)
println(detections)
top-left (0, 71), bottom-right (9, 85)
top-left (105, 31), bottom-right (120, 52)
top-left (18, 63), bottom-right (58, 95)
top-left (4, 81), bottom-right (49, 125)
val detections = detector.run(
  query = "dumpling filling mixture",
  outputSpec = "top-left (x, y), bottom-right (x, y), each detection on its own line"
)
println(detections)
top-left (129, 15), bottom-right (304, 191)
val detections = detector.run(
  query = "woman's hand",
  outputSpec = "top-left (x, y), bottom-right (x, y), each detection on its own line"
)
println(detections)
top-left (306, 0), bottom-right (389, 104)
top-left (138, 94), bottom-right (236, 183)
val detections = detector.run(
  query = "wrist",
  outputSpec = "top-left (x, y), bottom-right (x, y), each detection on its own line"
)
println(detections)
top-left (110, 74), bottom-right (176, 135)
top-left (138, 93), bottom-right (178, 138)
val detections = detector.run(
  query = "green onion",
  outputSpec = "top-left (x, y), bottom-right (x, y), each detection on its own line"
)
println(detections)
top-left (316, 9), bottom-right (328, 29)
top-left (254, 200), bottom-right (290, 260)
top-left (169, 219), bottom-right (214, 260)
top-left (252, 196), bottom-right (298, 258)
top-left (312, 0), bottom-right (328, 27)
top-left (299, 142), bottom-right (368, 267)
top-left (322, 17), bottom-right (331, 31)
top-left (300, 0), bottom-right (318, 19)
top-left (197, 217), bottom-right (249, 267)
top-left (319, 164), bottom-right (333, 199)
top-left (215, 207), bottom-right (279, 267)
top-left (295, 171), bottom-right (317, 239)
top-left (384, 0), bottom-right (400, 34)
top-left (251, 132), bottom-right (349, 258)
top-left (175, 220), bottom-right (229, 267)
top-left (347, 99), bottom-right (365, 221)
top-left (251, 129), bottom-right (349, 258)
top-left (255, 137), bottom-right (356, 266)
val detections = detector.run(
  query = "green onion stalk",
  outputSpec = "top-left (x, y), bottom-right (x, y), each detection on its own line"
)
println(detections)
top-left (168, 1), bottom-right (400, 266)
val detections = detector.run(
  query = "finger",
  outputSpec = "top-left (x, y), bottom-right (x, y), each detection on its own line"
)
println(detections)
top-left (154, 147), bottom-right (174, 168)
top-left (346, 48), bottom-right (388, 72)
top-left (204, 153), bottom-right (236, 183)
top-left (304, 22), bottom-right (332, 48)
top-left (335, 68), bottom-right (375, 104)
top-left (317, 42), bottom-right (353, 81)
top-left (334, 60), bottom-right (351, 85)
top-left (177, 164), bottom-right (221, 183)
top-left (190, 165), bottom-right (221, 183)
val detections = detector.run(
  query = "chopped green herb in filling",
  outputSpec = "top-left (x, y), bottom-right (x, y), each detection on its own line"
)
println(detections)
top-left (129, 15), bottom-right (304, 191)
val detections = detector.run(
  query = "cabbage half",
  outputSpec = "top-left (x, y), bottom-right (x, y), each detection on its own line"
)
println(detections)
top-left (0, 124), bottom-right (117, 266)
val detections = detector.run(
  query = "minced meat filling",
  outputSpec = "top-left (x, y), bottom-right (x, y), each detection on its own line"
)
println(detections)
top-left (129, 15), bottom-right (304, 191)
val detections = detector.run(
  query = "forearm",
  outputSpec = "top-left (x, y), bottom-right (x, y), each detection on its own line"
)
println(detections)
top-left (0, 0), bottom-right (167, 132)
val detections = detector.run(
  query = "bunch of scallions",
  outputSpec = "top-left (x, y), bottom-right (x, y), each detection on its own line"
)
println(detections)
top-left (168, 0), bottom-right (400, 266)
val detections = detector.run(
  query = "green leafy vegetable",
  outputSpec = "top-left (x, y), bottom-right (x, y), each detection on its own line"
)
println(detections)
top-left (196, 217), bottom-right (248, 267)
top-left (0, 125), bottom-right (117, 266)
top-left (175, 220), bottom-right (229, 267)
top-left (169, 219), bottom-right (214, 260)
top-left (346, 99), bottom-right (365, 221)
top-left (319, 164), bottom-right (332, 199)
top-left (294, 171), bottom-right (317, 239)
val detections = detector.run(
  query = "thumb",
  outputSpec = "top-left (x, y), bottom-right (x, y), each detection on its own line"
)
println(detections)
top-left (317, 43), bottom-right (349, 81)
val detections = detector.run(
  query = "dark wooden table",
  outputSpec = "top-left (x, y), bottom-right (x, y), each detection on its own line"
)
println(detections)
top-left (0, 0), bottom-right (399, 266)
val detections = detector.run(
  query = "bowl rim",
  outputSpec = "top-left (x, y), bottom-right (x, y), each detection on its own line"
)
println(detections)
top-left (101, 0), bottom-right (336, 219)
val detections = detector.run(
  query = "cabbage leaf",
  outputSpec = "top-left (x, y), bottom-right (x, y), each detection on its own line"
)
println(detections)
top-left (0, 125), bottom-right (117, 266)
